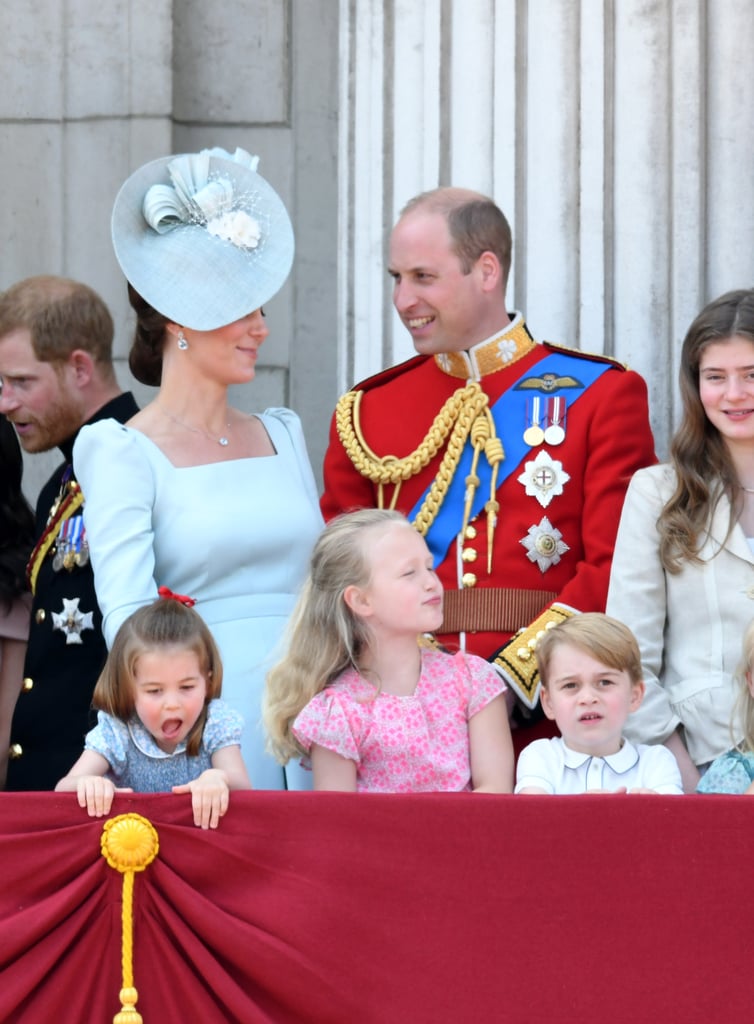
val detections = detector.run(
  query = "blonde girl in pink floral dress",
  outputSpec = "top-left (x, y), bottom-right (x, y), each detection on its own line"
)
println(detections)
top-left (264, 510), bottom-right (514, 792)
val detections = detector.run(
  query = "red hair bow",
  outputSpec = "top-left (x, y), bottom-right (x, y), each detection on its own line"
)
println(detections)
top-left (157, 585), bottom-right (197, 608)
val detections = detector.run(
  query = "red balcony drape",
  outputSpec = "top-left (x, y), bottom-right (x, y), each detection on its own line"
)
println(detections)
top-left (0, 791), bottom-right (749, 1023)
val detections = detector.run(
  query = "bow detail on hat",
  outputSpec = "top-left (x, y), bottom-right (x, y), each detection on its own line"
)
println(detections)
top-left (142, 147), bottom-right (262, 250)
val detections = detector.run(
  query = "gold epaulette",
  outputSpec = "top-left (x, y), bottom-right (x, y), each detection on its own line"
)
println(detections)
top-left (542, 339), bottom-right (629, 371)
top-left (493, 603), bottom-right (574, 708)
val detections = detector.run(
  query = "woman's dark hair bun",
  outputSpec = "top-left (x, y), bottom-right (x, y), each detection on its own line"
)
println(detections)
top-left (126, 283), bottom-right (168, 387)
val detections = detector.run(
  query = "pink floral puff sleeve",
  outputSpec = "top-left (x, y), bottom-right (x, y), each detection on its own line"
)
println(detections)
top-left (292, 649), bottom-right (506, 792)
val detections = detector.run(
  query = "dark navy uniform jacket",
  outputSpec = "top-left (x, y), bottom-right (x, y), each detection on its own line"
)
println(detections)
top-left (6, 392), bottom-right (138, 791)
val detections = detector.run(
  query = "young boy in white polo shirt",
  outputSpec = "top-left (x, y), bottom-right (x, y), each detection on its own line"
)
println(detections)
top-left (515, 613), bottom-right (683, 794)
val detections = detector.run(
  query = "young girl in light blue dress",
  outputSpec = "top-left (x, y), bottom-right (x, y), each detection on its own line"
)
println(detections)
top-left (697, 619), bottom-right (754, 794)
top-left (56, 592), bottom-right (251, 828)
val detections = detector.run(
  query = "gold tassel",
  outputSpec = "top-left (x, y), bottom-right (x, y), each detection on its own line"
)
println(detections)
top-left (461, 413), bottom-right (491, 538)
top-left (461, 410), bottom-right (505, 569)
top-left (484, 433), bottom-right (505, 573)
top-left (336, 382), bottom-right (490, 535)
top-left (101, 814), bottom-right (160, 1024)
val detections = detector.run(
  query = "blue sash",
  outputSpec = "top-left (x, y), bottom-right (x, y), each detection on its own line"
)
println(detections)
top-left (409, 352), bottom-right (612, 565)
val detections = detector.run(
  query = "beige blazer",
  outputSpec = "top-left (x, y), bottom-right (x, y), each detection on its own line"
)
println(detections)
top-left (607, 464), bottom-right (754, 765)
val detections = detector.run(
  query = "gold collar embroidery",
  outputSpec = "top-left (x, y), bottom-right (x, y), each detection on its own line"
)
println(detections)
top-left (433, 315), bottom-right (537, 380)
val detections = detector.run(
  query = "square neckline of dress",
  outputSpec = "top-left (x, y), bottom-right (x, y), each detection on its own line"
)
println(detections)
top-left (125, 417), bottom-right (280, 470)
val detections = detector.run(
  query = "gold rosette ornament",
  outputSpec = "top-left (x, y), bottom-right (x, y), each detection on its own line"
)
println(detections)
top-left (101, 814), bottom-right (160, 1023)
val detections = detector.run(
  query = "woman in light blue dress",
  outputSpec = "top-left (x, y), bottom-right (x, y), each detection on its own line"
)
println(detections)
top-left (73, 147), bottom-right (323, 789)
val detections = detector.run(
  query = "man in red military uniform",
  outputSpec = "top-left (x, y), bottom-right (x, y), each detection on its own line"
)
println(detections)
top-left (321, 188), bottom-right (656, 725)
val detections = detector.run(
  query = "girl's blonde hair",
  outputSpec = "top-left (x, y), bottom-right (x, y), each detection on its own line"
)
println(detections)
top-left (734, 620), bottom-right (754, 753)
top-left (93, 597), bottom-right (223, 756)
top-left (264, 509), bottom-right (411, 763)
top-left (536, 613), bottom-right (643, 688)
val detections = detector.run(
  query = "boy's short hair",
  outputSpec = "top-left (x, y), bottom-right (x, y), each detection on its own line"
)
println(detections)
top-left (536, 613), bottom-right (643, 688)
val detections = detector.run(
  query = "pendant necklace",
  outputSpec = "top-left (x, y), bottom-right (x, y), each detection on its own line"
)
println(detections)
top-left (159, 407), bottom-right (231, 447)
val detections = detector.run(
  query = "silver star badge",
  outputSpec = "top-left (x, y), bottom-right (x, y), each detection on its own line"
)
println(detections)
top-left (517, 449), bottom-right (570, 508)
top-left (52, 597), bottom-right (95, 645)
top-left (520, 516), bottom-right (569, 573)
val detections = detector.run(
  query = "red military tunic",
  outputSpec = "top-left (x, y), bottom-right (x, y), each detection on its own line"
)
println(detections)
top-left (321, 315), bottom-right (656, 707)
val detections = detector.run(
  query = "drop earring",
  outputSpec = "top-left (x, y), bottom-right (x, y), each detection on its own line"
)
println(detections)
top-left (177, 330), bottom-right (189, 351)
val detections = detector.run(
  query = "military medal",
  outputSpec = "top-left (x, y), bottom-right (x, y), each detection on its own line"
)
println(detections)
top-left (53, 516), bottom-right (72, 570)
top-left (51, 597), bottom-right (95, 645)
top-left (544, 397), bottom-right (566, 445)
top-left (517, 450), bottom-right (570, 508)
top-left (26, 469), bottom-right (85, 596)
top-left (523, 396), bottom-right (545, 446)
top-left (520, 516), bottom-right (569, 573)
top-left (46, 467), bottom-right (73, 527)
top-left (54, 514), bottom-right (87, 573)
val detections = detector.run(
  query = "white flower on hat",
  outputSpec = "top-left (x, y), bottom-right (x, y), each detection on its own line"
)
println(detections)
top-left (206, 210), bottom-right (261, 250)
top-left (142, 148), bottom-right (263, 251)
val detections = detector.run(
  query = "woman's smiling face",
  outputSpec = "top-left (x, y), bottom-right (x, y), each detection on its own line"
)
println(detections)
top-left (698, 335), bottom-right (754, 450)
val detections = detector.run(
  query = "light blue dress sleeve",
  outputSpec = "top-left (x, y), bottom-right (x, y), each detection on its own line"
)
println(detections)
top-left (697, 749), bottom-right (754, 794)
top-left (74, 419), bottom-right (159, 647)
top-left (84, 711), bottom-right (130, 778)
top-left (202, 699), bottom-right (244, 755)
top-left (262, 408), bottom-right (322, 514)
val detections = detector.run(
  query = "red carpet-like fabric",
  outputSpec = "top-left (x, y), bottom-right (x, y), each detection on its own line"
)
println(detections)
top-left (0, 791), bottom-right (748, 1023)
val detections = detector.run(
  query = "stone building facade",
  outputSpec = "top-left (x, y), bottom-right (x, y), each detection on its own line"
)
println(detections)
top-left (2, 1), bottom-right (754, 498)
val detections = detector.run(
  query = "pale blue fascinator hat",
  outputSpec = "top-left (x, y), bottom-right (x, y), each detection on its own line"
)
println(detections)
top-left (111, 146), bottom-right (294, 331)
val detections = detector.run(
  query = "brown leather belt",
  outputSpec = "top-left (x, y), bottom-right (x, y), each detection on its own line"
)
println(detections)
top-left (440, 587), bottom-right (557, 635)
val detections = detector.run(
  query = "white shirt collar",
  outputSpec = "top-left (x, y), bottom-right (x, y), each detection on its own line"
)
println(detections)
top-left (560, 737), bottom-right (640, 774)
